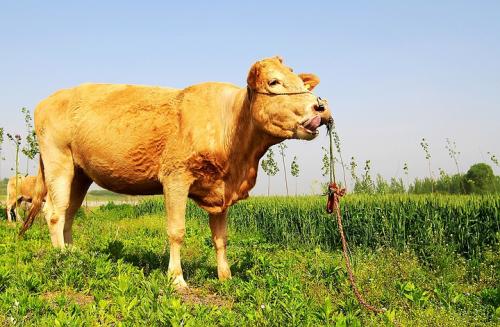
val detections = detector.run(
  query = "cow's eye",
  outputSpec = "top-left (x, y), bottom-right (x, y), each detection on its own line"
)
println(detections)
top-left (268, 79), bottom-right (281, 87)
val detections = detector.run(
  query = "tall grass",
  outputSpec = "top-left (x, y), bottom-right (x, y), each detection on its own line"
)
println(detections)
top-left (103, 195), bottom-right (500, 259)
top-left (229, 195), bottom-right (499, 259)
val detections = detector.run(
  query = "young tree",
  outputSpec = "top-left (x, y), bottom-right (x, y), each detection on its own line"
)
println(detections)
top-left (277, 142), bottom-right (289, 196)
top-left (321, 147), bottom-right (329, 178)
top-left (321, 146), bottom-right (331, 178)
top-left (261, 147), bottom-right (279, 196)
top-left (321, 146), bottom-right (338, 193)
top-left (375, 174), bottom-right (389, 194)
top-left (329, 120), bottom-right (347, 187)
top-left (0, 127), bottom-right (4, 181)
top-left (420, 138), bottom-right (434, 192)
top-left (290, 156), bottom-right (300, 196)
top-left (445, 138), bottom-right (461, 174)
top-left (464, 163), bottom-right (496, 194)
top-left (361, 160), bottom-right (375, 194)
top-left (487, 152), bottom-right (499, 167)
top-left (7, 133), bottom-right (22, 221)
top-left (389, 177), bottom-right (405, 193)
top-left (349, 156), bottom-right (359, 190)
top-left (403, 162), bottom-right (409, 191)
top-left (21, 107), bottom-right (39, 175)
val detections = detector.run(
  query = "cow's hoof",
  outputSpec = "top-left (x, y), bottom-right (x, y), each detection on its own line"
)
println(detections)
top-left (218, 267), bottom-right (232, 281)
top-left (172, 275), bottom-right (188, 290)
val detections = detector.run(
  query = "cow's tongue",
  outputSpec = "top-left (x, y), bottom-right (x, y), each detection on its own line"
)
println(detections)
top-left (303, 116), bottom-right (321, 131)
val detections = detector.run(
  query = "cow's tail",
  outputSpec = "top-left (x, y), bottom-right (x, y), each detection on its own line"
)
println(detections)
top-left (5, 178), bottom-right (11, 218)
top-left (19, 156), bottom-right (47, 237)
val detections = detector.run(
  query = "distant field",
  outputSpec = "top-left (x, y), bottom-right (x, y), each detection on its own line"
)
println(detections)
top-left (0, 187), bottom-right (153, 206)
top-left (0, 195), bottom-right (498, 325)
top-left (84, 190), bottom-right (155, 205)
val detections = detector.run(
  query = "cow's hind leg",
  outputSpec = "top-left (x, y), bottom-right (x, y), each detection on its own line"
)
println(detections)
top-left (6, 199), bottom-right (15, 223)
top-left (43, 151), bottom-right (77, 248)
top-left (15, 198), bottom-right (25, 223)
top-left (63, 170), bottom-right (92, 244)
top-left (163, 174), bottom-right (191, 289)
top-left (43, 196), bottom-right (54, 230)
top-left (209, 210), bottom-right (232, 281)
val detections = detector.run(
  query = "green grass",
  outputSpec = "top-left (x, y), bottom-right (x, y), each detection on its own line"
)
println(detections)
top-left (0, 196), bottom-right (499, 326)
top-left (84, 189), bottom-right (152, 203)
top-left (96, 194), bottom-right (500, 260)
top-left (0, 187), bottom-right (150, 205)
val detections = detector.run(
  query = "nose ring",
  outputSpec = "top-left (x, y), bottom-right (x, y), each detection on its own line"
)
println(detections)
top-left (317, 97), bottom-right (325, 112)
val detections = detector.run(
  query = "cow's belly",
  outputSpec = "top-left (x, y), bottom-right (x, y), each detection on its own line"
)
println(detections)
top-left (73, 147), bottom-right (164, 195)
top-left (90, 173), bottom-right (163, 195)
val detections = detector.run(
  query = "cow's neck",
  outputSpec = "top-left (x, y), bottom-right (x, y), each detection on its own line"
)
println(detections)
top-left (221, 88), bottom-right (281, 199)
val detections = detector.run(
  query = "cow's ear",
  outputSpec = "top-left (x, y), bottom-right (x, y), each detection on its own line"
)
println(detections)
top-left (273, 56), bottom-right (283, 63)
top-left (247, 63), bottom-right (260, 88)
top-left (299, 73), bottom-right (320, 91)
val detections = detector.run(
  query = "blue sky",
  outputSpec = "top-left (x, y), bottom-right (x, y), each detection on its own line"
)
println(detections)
top-left (0, 1), bottom-right (499, 194)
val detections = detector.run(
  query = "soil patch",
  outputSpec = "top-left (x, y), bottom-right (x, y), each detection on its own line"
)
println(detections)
top-left (177, 287), bottom-right (233, 308)
top-left (42, 290), bottom-right (94, 306)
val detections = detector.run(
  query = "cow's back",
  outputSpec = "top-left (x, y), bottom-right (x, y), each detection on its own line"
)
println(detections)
top-left (20, 176), bottom-right (37, 199)
top-left (7, 175), bottom-right (25, 200)
top-left (35, 84), bottom-right (185, 194)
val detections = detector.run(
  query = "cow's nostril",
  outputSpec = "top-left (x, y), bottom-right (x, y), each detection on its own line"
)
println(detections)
top-left (314, 97), bottom-right (326, 112)
top-left (314, 103), bottom-right (325, 112)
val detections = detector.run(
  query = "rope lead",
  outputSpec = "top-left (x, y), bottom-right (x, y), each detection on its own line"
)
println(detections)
top-left (326, 121), bottom-right (387, 315)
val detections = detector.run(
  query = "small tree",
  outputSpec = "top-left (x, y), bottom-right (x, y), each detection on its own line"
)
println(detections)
top-left (330, 120), bottom-right (347, 187)
top-left (0, 127), bottom-right (4, 181)
top-left (321, 147), bottom-right (330, 178)
top-left (277, 142), bottom-right (289, 196)
top-left (7, 133), bottom-right (22, 221)
top-left (349, 156), bottom-right (359, 190)
top-left (261, 148), bottom-right (279, 196)
top-left (21, 107), bottom-right (39, 175)
top-left (445, 138), bottom-right (461, 174)
top-left (420, 138), bottom-right (434, 192)
top-left (445, 138), bottom-right (465, 193)
top-left (464, 163), bottom-right (496, 194)
top-left (360, 160), bottom-right (375, 194)
top-left (290, 156), bottom-right (300, 196)
top-left (375, 174), bottom-right (389, 194)
top-left (321, 146), bottom-right (337, 193)
top-left (403, 162), bottom-right (409, 191)
top-left (487, 152), bottom-right (499, 167)
top-left (389, 177), bottom-right (405, 193)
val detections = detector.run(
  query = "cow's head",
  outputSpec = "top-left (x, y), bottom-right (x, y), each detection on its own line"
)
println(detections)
top-left (247, 56), bottom-right (332, 140)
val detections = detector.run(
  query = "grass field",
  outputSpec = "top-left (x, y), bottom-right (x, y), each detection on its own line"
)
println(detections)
top-left (0, 187), bottom-right (147, 206)
top-left (0, 196), bottom-right (499, 326)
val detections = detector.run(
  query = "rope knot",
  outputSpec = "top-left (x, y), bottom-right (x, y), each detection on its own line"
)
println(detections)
top-left (326, 182), bottom-right (346, 214)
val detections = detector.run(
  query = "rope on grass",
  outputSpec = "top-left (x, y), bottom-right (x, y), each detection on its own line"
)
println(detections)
top-left (326, 121), bottom-right (387, 315)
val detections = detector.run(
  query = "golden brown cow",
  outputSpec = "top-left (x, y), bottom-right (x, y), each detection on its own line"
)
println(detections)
top-left (6, 175), bottom-right (37, 222)
top-left (20, 56), bottom-right (331, 288)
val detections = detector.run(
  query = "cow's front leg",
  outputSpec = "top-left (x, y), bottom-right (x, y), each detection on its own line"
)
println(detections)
top-left (209, 210), bottom-right (232, 281)
top-left (163, 176), bottom-right (190, 289)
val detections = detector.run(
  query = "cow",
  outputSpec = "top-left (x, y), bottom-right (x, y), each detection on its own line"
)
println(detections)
top-left (5, 175), bottom-right (38, 222)
top-left (20, 56), bottom-right (332, 288)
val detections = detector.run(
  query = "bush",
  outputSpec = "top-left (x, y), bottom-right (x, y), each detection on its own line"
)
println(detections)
top-left (465, 163), bottom-right (497, 194)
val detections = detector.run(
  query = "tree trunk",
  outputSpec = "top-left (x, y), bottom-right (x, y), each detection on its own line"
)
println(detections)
top-left (281, 155), bottom-right (289, 196)
top-left (427, 160), bottom-right (433, 193)
top-left (14, 146), bottom-right (19, 221)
